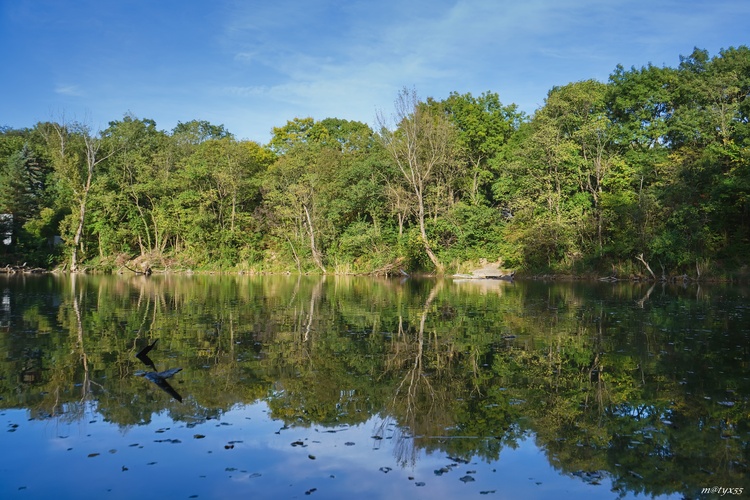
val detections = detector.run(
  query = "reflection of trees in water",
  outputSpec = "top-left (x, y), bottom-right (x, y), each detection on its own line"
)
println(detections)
top-left (378, 281), bottom-right (443, 466)
top-left (70, 275), bottom-right (93, 405)
top-left (1, 276), bottom-right (748, 497)
top-left (377, 280), bottom-right (514, 466)
top-left (388, 282), bottom-right (441, 422)
top-left (33, 275), bottom-right (98, 421)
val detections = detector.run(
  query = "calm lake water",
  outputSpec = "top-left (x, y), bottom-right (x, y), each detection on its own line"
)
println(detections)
top-left (0, 274), bottom-right (748, 499)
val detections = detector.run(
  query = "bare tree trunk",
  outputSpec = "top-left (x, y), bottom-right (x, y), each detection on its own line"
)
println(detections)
top-left (303, 204), bottom-right (326, 274)
top-left (70, 131), bottom-right (105, 272)
top-left (470, 158), bottom-right (482, 205)
top-left (457, 151), bottom-right (487, 207)
top-left (133, 196), bottom-right (152, 253)
top-left (416, 192), bottom-right (442, 272)
top-left (286, 236), bottom-right (302, 274)
top-left (70, 199), bottom-right (87, 272)
top-left (636, 253), bottom-right (656, 280)
top-left (230, 193), bottom-right (237, 233)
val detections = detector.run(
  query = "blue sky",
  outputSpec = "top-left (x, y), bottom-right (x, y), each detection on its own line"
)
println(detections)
top-left (2, 0), bottom-right (748, 143)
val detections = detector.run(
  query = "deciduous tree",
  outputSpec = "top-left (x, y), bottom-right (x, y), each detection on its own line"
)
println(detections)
top-left (42, 119), bottom-right (114, 271)
top-left (377, 88), bottom-right (457, 272)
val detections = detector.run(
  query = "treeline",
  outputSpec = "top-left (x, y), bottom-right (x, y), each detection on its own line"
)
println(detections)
top-left (1, 46), bottom-right (749, 276)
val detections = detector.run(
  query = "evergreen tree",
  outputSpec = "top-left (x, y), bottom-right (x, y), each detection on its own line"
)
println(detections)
top-left (0, 144), bottom-right (44, 250)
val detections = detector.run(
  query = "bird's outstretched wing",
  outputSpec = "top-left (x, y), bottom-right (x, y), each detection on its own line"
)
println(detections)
top-left (136, 339), bottom-right (159, 370)
top-left (156, 367), bottom-right (182, 379)
top-left (136, 339), bottom-right (158, 357)
top-left (138, 367), bottom-right (184, 402)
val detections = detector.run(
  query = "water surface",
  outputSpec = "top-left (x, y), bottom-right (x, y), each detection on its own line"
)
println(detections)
top-left (0, 274), bottom-right (748, 498)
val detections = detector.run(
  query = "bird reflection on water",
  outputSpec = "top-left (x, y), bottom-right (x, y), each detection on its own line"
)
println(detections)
top-left (134, 339), bottom-right (183, 402)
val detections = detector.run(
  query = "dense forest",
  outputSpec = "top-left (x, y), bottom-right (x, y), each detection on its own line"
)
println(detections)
top-left (1, 47), bottom-right (749, 277)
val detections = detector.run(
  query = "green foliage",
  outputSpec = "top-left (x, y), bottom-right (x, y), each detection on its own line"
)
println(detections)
top-left (401, 227), bottom-right (430, 270)
top-left (0, 130), bottom-right (58, 265)
top-left (172, 119), bottom-right (232, 146)
top-left (431, 91), bottom-right (525, 205)
top-left (4, 46), bottom-right (750, 275)
top-left (428, 202), bottom-right (507, 265)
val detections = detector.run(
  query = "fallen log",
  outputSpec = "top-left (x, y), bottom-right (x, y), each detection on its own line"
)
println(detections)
top-left (1, 264), bottom-right (46, 274)
top-left (120, 263), bottom-right (152, 275)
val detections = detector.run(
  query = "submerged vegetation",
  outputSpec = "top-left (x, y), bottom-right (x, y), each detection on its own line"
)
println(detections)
top-left (1, 47), bottom-right (749, 277)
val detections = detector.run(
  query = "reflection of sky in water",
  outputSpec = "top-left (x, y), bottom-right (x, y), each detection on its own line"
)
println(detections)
top-left (0, 403), bottom-right (680, 499)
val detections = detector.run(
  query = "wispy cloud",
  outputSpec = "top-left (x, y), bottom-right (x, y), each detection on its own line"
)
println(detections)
top-left (217, 0), bottom-right (597, 125)
top-left (2, 0), bottom-right (747, 141)
top-left (54, 84), bottom-right (84, 97)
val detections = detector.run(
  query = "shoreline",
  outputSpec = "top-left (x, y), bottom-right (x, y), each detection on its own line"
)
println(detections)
top-left (3, 265), bottom-right (745, 284)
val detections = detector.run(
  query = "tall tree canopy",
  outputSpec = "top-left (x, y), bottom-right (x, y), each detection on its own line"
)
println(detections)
top-left (1, 46), bottom-right (748, 277)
